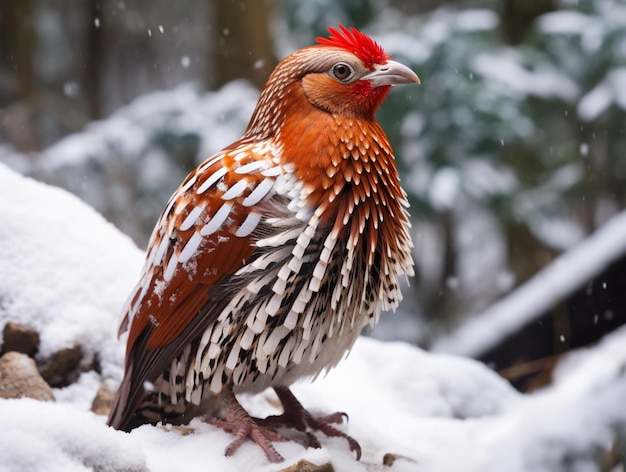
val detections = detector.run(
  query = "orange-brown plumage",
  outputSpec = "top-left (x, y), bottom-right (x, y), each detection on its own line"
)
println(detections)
top-left (108, 25), bottom-right (418, 463)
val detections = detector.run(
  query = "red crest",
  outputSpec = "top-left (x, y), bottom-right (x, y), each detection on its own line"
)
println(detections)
top-left (316, 24), bottom-right (391, 68)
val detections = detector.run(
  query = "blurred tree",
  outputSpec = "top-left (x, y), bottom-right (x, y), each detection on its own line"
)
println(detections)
top-left (0, 0), bottom-right (38, 151)
top-left (85, 0), bottom-right (104, 119)
top-left (0, 0), bottom-right (104, 150)
top-left (0, 0), bottom-right (36, 102)
top-left (0, 0), bottom-right (220, 148)
top-left (210, 0), bottom-right (276, 89)
top-left (499, 0), bottom-right (557, 44)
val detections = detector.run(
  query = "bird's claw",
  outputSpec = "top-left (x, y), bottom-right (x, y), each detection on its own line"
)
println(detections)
top-left (205, 415), bottom-right (288, 463)
top-left (318, 411), bottom-right (349, 425)
top-left (305, 414), bottom-right (362, 460)
top-left (269, 387), bottom-right (362, 460)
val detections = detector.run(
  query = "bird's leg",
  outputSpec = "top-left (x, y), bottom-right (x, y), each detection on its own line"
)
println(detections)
top-left (261, 386), bottom-right (362, 460)
top-left (204, 388), bottom-right (288, 463)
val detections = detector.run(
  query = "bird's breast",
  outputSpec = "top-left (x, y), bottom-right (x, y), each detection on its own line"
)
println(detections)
top-left (277, 113), bottom-right (399, 218)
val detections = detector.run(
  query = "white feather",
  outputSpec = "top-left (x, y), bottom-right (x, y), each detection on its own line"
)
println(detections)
top-left (200, 203), bottom-right (232, 236)
top-left (261, 166), bottom-right (284, 177)
top-left (240, 328), bottom-right (256, 350)
top-left (225, 346), bottom-right (240, 371)
top-left (196, 154), bottom-right (224, 174)
top-left (197, 166), bottom-right (228, 194)
top-left (262, 325), bottom-right (289, 355)
top-left (221, 178), bottom-right (249, 200)
top-left (180, 175), bottom-right (197, 193)
top-left (179, 231), bottom-right (202, 263)
top-left (164, 253), bottom-right (178, 281)
top-left (153, 234), bottom-right (170, 265)
top-left (278, 336), bottom-right (295, 368)
top-left (283, 309), bottom-right (299, 330)
top-left (235, 160), bottom-right (268, 174)
top-left (210, 365), bottom-right (224, 394)
top-left (242, 178), bottom-right (274, 206)
top-left (235, 212), bottom-right (261, 237)
top-left (179, 205), bottom-right (205, 231)
top-left (265, 293), bottom-right (283, 317)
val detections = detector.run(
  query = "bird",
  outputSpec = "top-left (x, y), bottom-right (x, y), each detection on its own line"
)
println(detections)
top-left (107, 24), bottom-right (418, 463)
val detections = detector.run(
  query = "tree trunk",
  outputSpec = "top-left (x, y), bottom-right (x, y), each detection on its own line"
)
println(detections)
top-left (0, 0), bottom-right (39, 151)
top-left (84, 0), bottom-right (104, 119)
top-left (209, 0), bottom-right (276, 90)
top-left (500, 0), bottom-right (558, 44)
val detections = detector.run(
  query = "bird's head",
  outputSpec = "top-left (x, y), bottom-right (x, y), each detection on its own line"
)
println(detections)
top-left (246, 25), bottom-right (420, 137)
top-left (306, 25), bottom-right (420, 117)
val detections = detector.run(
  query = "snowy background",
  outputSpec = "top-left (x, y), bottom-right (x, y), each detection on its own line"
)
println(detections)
top-left (2, 0), bottom-right (626, 471)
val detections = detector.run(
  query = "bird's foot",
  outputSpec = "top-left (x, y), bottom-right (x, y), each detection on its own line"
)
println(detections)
top-left (205, 389), bottom-right (288, 463)
top-left (261, 387), bottom-right (362, 460)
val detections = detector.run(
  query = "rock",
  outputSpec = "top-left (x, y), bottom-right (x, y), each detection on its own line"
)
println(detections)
top-left (382, 453), bottom-right (418, 467)
top-left (277, 459), bottom-right (335, 472)
top-left (0, 351), bottom-right (55, 401)
top-left (2, 322), bottom-right (39, 356)
top-left (91, 380), bottom-right (117, 416)
top-left (41, 343), bottom-right (83, 387)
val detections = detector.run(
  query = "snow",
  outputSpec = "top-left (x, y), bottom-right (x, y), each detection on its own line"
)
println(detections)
top-left (577, 82), bottom-right (613, 121)
top-left (472, 50), bottom-right (579, 101)
top-left (428, 167), bottom-right (460, 211)
top-left (40, 81), bottom-right (258, 171)
top-left (453, 9), bottom-right (499, 32)
top-left (0, 163), bottom-right (142, 377)
top-left (529, 215), bottom-right (586, 251)
top-left (537, 11), bottom-right (598, 35)
top-left (0, 163), bottom-right (625, 471)
top-left (536, 10), bottom-right (605, 53)
top-left (433, 208), bottom-right (626, 358)
top-left (480, 326), bottom-right (626, 472)
top-left (578, 68), bottom-right (626, 121)
top-left (418, 9), bottom-right (499, 46)
top-left (0, 400), bottom-right (146, 472)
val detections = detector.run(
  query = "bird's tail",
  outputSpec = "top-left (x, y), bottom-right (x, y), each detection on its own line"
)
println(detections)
top-left (107, 364), bottom-right (147, 431)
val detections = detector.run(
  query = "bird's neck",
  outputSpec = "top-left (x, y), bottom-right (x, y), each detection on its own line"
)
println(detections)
top-left (276, 103), bottom-right (404, 219)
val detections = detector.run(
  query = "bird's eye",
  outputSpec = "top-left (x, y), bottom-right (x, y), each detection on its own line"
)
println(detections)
top-left (331, 62), bottom-right (355, 82)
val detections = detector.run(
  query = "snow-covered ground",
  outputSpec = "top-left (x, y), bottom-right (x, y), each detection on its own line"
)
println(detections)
top-left (1, 162), bottom-right (625, 472)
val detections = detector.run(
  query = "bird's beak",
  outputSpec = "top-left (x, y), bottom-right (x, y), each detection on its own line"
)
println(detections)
top-left (361, 60), bottom-right (421, 88)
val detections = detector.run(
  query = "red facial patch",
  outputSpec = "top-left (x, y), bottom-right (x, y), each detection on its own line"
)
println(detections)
top-left (316, 24), bottom-right (391, 69)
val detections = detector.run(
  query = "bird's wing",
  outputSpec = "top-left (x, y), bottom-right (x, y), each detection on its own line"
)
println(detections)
top-left (109, 140), bottom-right (287, 429)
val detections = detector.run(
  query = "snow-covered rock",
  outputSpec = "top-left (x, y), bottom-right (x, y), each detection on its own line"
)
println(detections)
top-left (0, 352), bottom-right (55, 402)
top-left (0, 162), bottom-right (143, 383)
